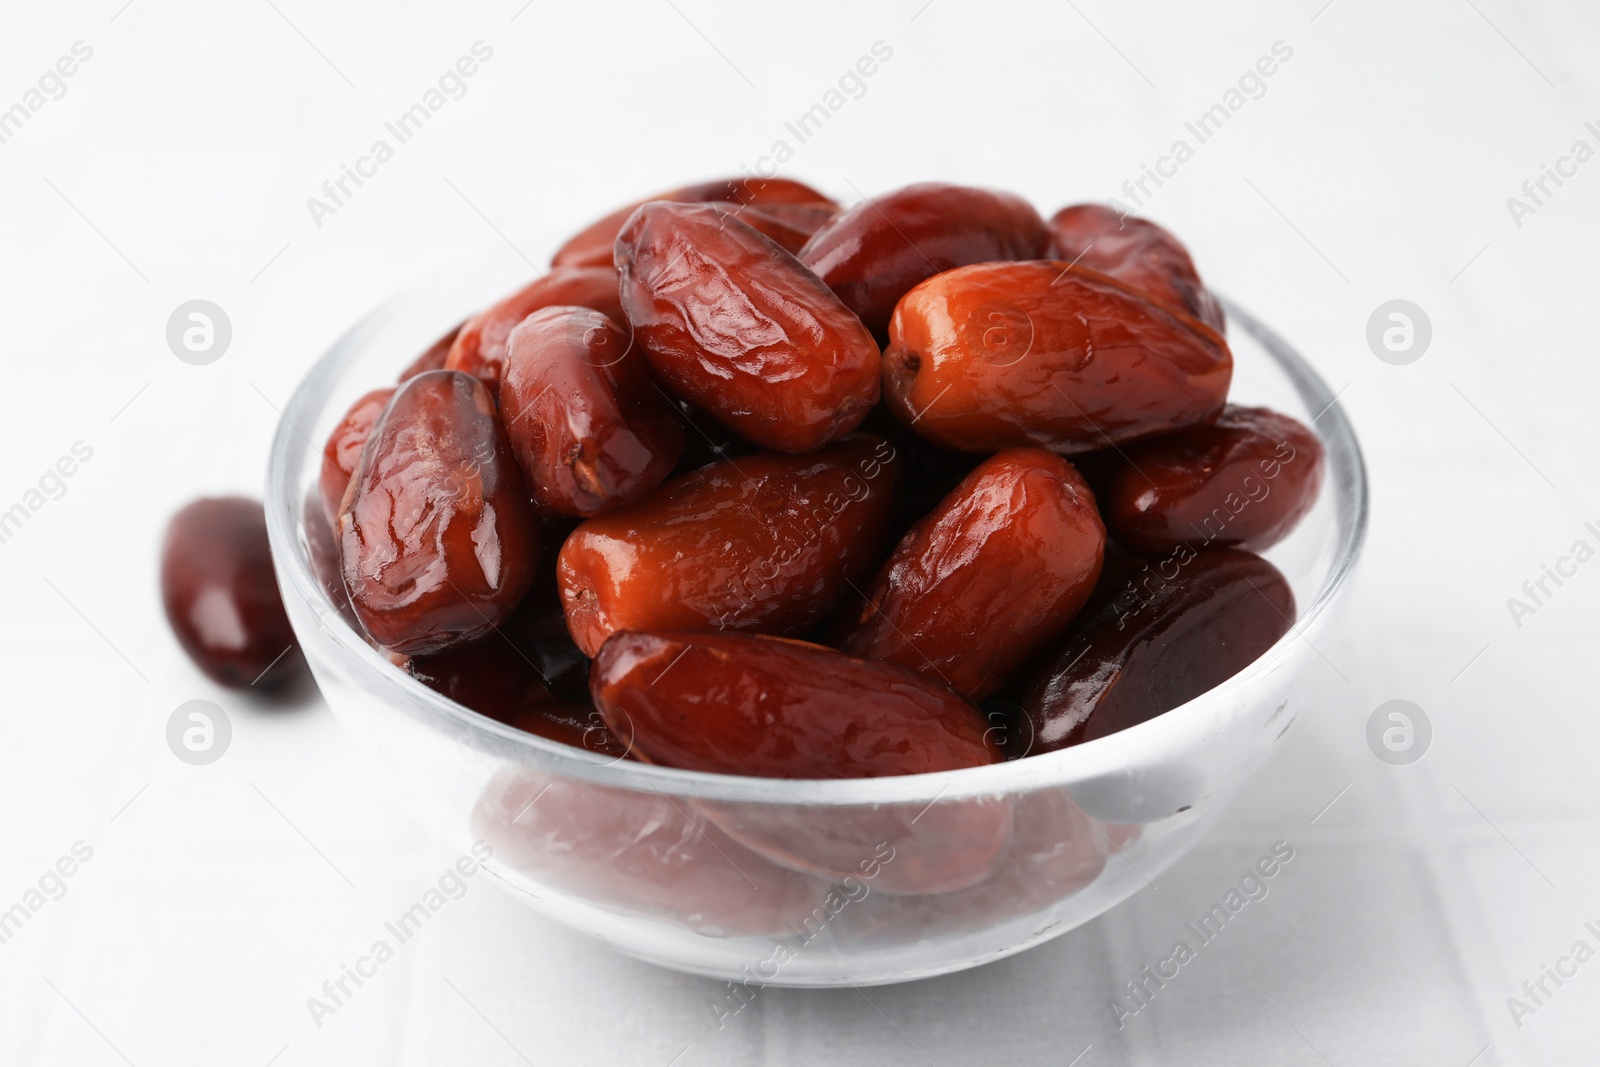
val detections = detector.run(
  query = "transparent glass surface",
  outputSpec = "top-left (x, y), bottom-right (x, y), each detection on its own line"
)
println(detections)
top-left (264, 245), bottom-right (1367, 986)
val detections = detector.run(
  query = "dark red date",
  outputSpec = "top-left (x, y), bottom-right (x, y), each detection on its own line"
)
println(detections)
top-left (1097, 405), bottom-right (1324, 555)
top-left (830, 448), bottom-right (1105, 700)
top-left (1020, 548), bottom-right (1295, 752)
top-left (445, 267), bottom-right (623, 391)
top-left (592, 630), bottom-right (1010, 893)
top-left (1049, 203), bottom-right (1225, 332)
top-left (499, 306), bottom-right (684, 517)
top-left (591, 631), bottom-right (1002, 777)
top-left (337, 370), bottom-right (537, 654)
top-left (615, 201), bottom-right (881, 453)
top-left (799, 182), bottom-right (1050, 340)
top-left (883, 261), bottom-right (1231, 453)
top-left (318, 387), bottom-right (394, 523)
top-left (557, 435), bottom-right (899, 657)
top-left (552, 176), bottom-right (837, 268)
top-left (161, 497), bottom-right (300, 688)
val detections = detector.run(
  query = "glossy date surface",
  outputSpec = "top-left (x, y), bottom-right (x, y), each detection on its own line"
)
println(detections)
top-left (1097, 404), bottom-right (1324, 555)
top-left (591, 631), bottom-right (1001, 778)
top-left (799, 182), bottom-right (1049, 340)
top-left (337, 370), bottom-right (536, 654)
top-left (161, 497), bottom-right (299, 688)
top-left (829, 448), bottom-right (1105, 700)
top-left (1020, 548), bottom-right (1294, 752)
top-left (882, 261), bottom-right (1231, 453)
top-left (557, 435), bottom-right (899, 657)
top-left (499, 306), bottom-right (684, 517)
top-left (615, 201), bottom-right (881, 453)
top-left (319, 387), bottom-right (394, 523)
top-left (445, 267), bottom-right (623, 391)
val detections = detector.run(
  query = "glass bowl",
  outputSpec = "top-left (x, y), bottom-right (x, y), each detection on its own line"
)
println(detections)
top-left (263, 244), bottom-right (1367, 987)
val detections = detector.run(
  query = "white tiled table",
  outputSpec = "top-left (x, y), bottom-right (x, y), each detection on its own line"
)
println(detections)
top-left (3, 1), bottom-right (1597, 1063)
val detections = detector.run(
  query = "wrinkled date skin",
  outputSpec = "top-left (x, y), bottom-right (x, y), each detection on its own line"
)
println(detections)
top-left (552, 176), bottom-right (837, 268)
top-left (799, 182), bottom-right (1050, 341)
top-left (338, 370), bottom-right (537, 654)
top-left (615, 201), bottom-right (881, 453)
top-left (591, 631), bottom-right (1002, 777)
top-left (161, 497), bottom-right (300, 688)
top-left (473, 769), bottom-right (830, 937)
top-left (883, 262), bottom-right (1232, 453)
top-left (397, 322), bottom-right (463, 381)
top-left (589, 631), bottom-right (1011, 894)
top-left (445, 267), bottom-right (623, 391)
top-left (1049, 203), bottom-right (1225, 333)
top-left (319, 387), bottom-right (395, 522)
top-left (557, 435), bottom-right (899, 657)
top-left (1098, 405), bottom-right (1325, 555)
top-left (830, 448), bottom-right (1106, 701)
top-left (500, 306), bottom-right (685, 517)
top-left (1021, 548), bottom-right (1295, 752)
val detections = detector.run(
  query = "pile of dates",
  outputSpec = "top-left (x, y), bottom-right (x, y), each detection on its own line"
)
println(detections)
top-left (209, 178), bottom-right (1327, 780)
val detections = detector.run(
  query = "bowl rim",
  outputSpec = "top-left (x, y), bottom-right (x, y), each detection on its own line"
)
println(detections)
top-left (265, 269), bottom-right (1368, 806)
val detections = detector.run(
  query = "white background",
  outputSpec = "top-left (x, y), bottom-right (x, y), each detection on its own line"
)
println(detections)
top-left (2, 1), bottom-right (1597, 1064)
